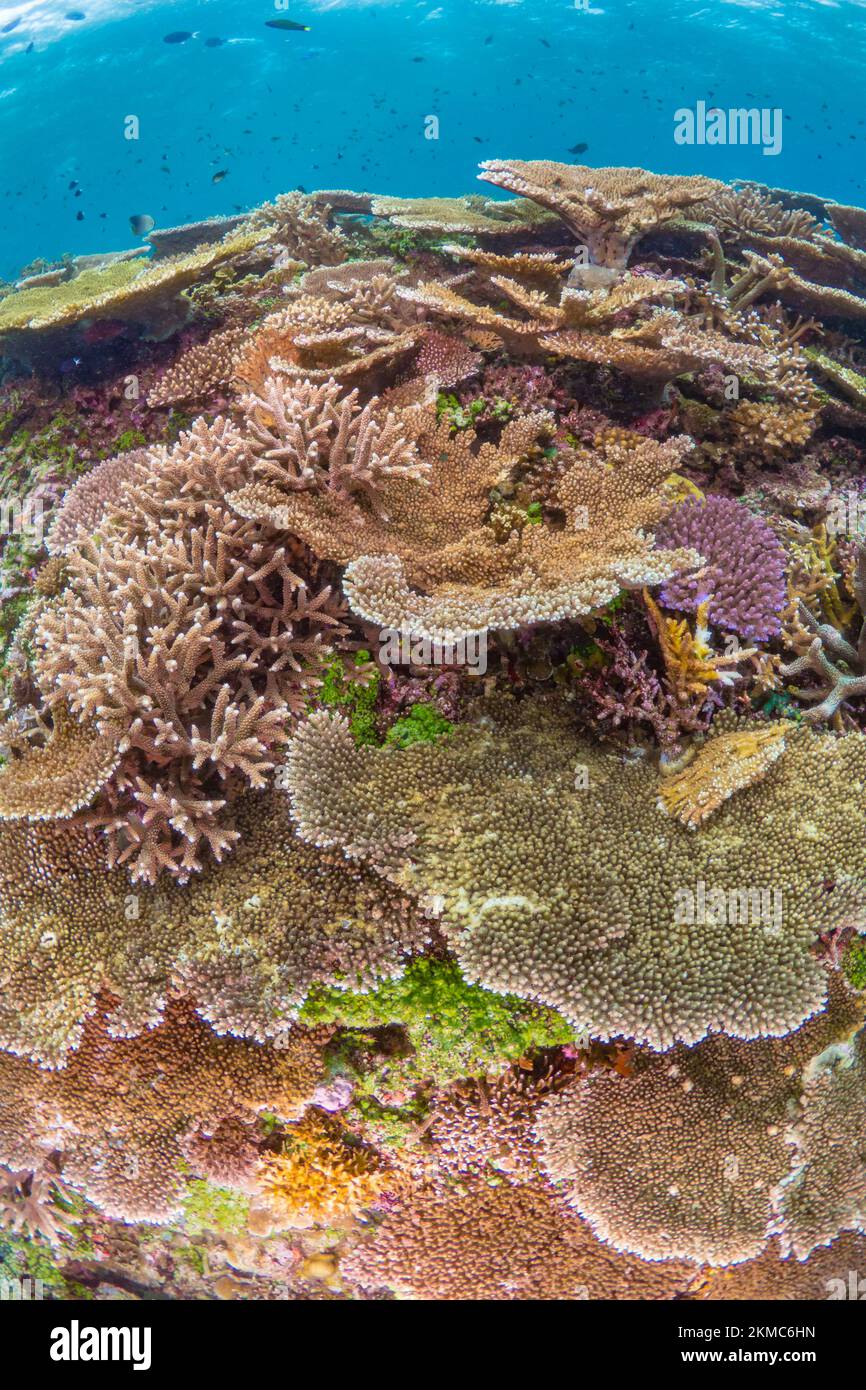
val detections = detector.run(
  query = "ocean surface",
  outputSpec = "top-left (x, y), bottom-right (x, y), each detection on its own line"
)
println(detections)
top-left (0, 0), bottom-right (864, 278)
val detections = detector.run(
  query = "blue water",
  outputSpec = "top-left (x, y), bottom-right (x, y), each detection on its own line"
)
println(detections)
top-left (1, 0), bottom-right (865, 279)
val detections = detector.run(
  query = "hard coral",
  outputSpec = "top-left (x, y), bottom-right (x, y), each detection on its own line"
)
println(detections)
top-left (0, 997), bottom-right (329, 1222)
top-left (286, 699), bottom-right (866, 1049)
top-left (655, 494), bottom-right (787, 640)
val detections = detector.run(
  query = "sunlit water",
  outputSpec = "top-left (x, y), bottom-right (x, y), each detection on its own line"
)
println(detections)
top-left (0, 0), bottom-right (864, 277)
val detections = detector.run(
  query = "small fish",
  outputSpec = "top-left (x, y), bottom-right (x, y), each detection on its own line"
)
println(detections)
top-left (129, 213), bottom-right (155, 235)
top-left (212, 169), bottom-right (228, 183)
top-left (163, 31), bottom-right (197, 45)
top-left (204, 37), bottom-right (225, 48)
top-left (25, 40), bottom-right (32, 52)
top-left (68, 180), bottom-right (79, 190)
top-left (66, 10), bottom-right (86, 19)
top-left (264, 19), bottom-right (311, 32)
top-left (76, 210), bottom-right (84, 220)
top-left (540, 38), bottom-right (551, 48)
top-left (1, 17), bottom-right (21, 33)
top-left (568, 142), bottom-right (589, 155)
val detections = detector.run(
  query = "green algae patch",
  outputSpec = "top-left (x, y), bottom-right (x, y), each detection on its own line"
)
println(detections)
top-left (300, 958), bottom-right (574, 1088)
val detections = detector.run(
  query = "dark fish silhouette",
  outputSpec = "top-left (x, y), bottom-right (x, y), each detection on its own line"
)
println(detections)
top-left (129, 214), bottom-right (155, 235)
top-left (163, 31), bottom-right (197, 44)
top-left (66, 10), bottom-right (86, 19)
top-left (76, 210), bottom-right (84, 220)
top-left (204, 37), bottom-right (226, 48)
top-left (265, 19), bottom-right (311, 32)
top-left (568, 142), bottom-right (589, 155)
top-left (212, 170), bottom-right (228, 183)
top-left (1, 17), bottom-right (21, 33)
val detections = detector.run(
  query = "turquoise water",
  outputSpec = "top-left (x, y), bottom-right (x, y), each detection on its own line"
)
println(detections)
top-left (0, 0), bottom-right (865, 278)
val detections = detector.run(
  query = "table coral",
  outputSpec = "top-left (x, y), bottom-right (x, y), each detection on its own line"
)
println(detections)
top-left (0, 997), bottom-right (329, 1222)
top-left (535, 979), bottom-right (863, 1266)
top-left (5, 157), bottom-right (866, 1301)
top-left (0, 790), bottom-right (427, 1065)
top-left (286, 700), bottom-right (866, 1048)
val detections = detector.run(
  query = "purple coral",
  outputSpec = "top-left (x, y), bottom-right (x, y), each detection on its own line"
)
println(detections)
top-left (654, 495), bottom-right (786, 640)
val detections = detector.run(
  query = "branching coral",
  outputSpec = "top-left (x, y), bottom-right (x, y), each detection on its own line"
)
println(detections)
top-left (30, 419), bottom-right (349, 882)
top-left (341, 1178), bottom-right (694, 1300)
top-left (655, 494), bottom-right (787, 640)
top-left (256, 1109), bottom-right (387, 1229)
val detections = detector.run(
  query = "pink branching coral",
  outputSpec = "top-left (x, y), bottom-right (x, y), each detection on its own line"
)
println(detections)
top-left (655, 495), bottom-right (787, 640)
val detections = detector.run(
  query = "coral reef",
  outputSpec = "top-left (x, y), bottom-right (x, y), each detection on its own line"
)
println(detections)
top-left (4, 159), bottom-right (866, 1303)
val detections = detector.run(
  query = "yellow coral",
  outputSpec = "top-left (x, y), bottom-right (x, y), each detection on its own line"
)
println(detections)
top-left (658, 721), bottom-right (793, 829)
top-left (256, 1111), bottom-right (386, 1228)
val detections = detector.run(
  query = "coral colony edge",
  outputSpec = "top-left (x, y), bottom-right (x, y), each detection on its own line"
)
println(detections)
top-left (5, 156), bottom-right (866, 1314)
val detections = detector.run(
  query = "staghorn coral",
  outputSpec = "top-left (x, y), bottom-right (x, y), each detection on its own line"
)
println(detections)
top-left (655, 494), bottom-right (787, 639)
top-left (147, 324), bottom-right (250, 407)
top-left (0, 789), bottom-right (426, 1066)
top-left (239, 375), bottom-right (428, 519)
top-left (44, 447), bottom-right (157, 557)
top-left (32, 418), bottom-right (348, 882)
top-left (9, 159), bottom-right (866, 1298)
top-left (536, 980), bottom-right (863, 1267)
top-left (286, 699), bottom-right (866, 1049)
top-left (0, 997), bottom-right (329, 1221)
top-left (478, 161), bottom-right (721, 273)
top-left (243, 191), bottom-right (349, 266)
